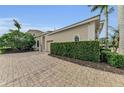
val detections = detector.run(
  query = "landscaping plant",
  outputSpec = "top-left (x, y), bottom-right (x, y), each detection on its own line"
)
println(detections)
top-left (0, 19), bottom-right (35, 53)
top-left (51, 41), bottom-right (100, 62)
top-left (101, 50), bottom-right (124, 68)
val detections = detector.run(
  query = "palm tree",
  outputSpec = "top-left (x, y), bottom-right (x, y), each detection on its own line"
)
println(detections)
top-left (89, 5), bottom-right (114, 49)
top-left (109, 26), bottom-right (119, 52)
top-left (10, 19), bottom-right (21, 32)
top-left (118, 6), bottom-right (124, 54)
top-left (13, 19), bottom-right (21, 31)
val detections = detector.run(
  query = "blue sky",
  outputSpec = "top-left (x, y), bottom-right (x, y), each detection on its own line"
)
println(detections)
top-left (0, 5), bottom-right (118, 37)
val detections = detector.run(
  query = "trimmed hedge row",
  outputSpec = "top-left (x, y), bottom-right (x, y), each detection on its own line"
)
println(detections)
top-left (50, 41), bottom-right (100, 62)
top-left (101, 50), bottom-right (124, 68)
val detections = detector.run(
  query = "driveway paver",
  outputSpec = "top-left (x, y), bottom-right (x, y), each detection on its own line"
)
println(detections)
top-left (0, 52), bottom-right (124, 87)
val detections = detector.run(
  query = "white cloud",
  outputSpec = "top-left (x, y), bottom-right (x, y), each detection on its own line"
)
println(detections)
top-left (0, 29), bottom-right (9, 36)
top-left (0, 18), bottom-right (19, 26)
top-left (0, 17), bottom-right (55, 36)
top-left (21, 25), bottom-right (54, 33)
top-left (0, 19), bottom-right (12, 27)
top-left (0, 18), bottom-right (16, 36)
top-left (0, 18), bottom-right (32, 35)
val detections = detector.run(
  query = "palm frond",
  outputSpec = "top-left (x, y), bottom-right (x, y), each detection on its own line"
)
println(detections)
top-left (90, 5), bottom-right (99, 12)
top-left (100, 6), bottom-right (105, 14)
top-left (13, 19), bottom-right (21, 30)
top-left (109, 26), bottom-right (118, 33)
top-left (89, 5), bottom-right (107, 15)
top-left (108, 7), bottom-right (114, 14)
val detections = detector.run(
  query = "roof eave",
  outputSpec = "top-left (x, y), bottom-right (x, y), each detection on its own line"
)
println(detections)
top-left (47, 15), bottom-right (100, 36)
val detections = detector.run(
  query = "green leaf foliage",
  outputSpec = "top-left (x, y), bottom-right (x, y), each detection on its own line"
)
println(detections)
top-left (51, 41), bottom-right (100, 62)
top-left (0, 31), bottom-right (35, 52)
top-left (101, 50), bottom-right (124, 68)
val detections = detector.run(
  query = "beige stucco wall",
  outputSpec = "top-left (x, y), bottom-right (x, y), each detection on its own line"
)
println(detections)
top-left (45, 21), bottom-right (96, 51)
top-left (88, 22), bottom-right (96, 40)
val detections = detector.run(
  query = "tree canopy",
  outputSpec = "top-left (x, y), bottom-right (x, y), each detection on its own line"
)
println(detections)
top-left (0, 31), bottom-right (35, 51)
top-left (0, 19), bottom-right (35, 52)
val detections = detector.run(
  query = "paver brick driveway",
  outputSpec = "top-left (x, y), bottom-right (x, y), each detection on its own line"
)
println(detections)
top-left (0, 52), bottom-right (124, 87)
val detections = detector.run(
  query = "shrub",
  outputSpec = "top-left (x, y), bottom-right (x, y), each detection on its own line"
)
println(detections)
top-left (100, 48), bottom-right (111, 62)
top-left (108, 53), bottom-right (124, 68)
top-left (0, 47), bottom-right (12, 54)
top-left (100, 50), bottom-right (111, 62)
top-left (101, 50), bottom-right (124, 68)
top-left (51, 41), bottom-right (100, 62)
top-left (100, 48), bottom-right (111, 52)
top-left (0, 31), bottom-right (35, 52)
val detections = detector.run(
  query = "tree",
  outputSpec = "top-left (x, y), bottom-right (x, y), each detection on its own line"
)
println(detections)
top-left (0, 19), bottom-right (35, 52)
top-left (10, 19), bottom-right (21, 32)
top-left (89, 5), bottom-right (114, 49)
top-left (21, 33), bottom-right (36, 50)
top-left (0, 31), bottom-right (35, 51)
top-left (118, 6), bottom-right (124, 54)
top-left (0, 37), bottom-right (4, 47)
top-left (109, 26), bottom-right (119, 52)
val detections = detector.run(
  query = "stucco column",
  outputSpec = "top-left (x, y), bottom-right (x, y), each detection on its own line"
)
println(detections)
top-left (118, 5), bottom-right (124, 54)
top-left (39, 44), bottom-right (41, 52)
top-left (88, 22), bottom-right (95, 40)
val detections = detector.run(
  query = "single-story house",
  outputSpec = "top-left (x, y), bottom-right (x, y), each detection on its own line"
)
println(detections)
top-left (27, 15), bottom-right (102, 52)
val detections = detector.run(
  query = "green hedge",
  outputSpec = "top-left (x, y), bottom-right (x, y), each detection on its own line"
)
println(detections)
top-left (101, 50), bottom-right (124, 68)
top-left (100, 48), bottom-right (111, 62)
top-left (51, 41), bottom-right (100, 62)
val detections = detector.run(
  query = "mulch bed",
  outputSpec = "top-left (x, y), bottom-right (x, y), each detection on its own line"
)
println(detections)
top-left (49, 54), bottom-right (124, 75)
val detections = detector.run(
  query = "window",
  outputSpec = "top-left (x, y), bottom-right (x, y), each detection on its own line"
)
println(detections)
top-left (37, 40), bottom-right (39, 47)
top-left (74, 35), bottom-right (80, 42)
